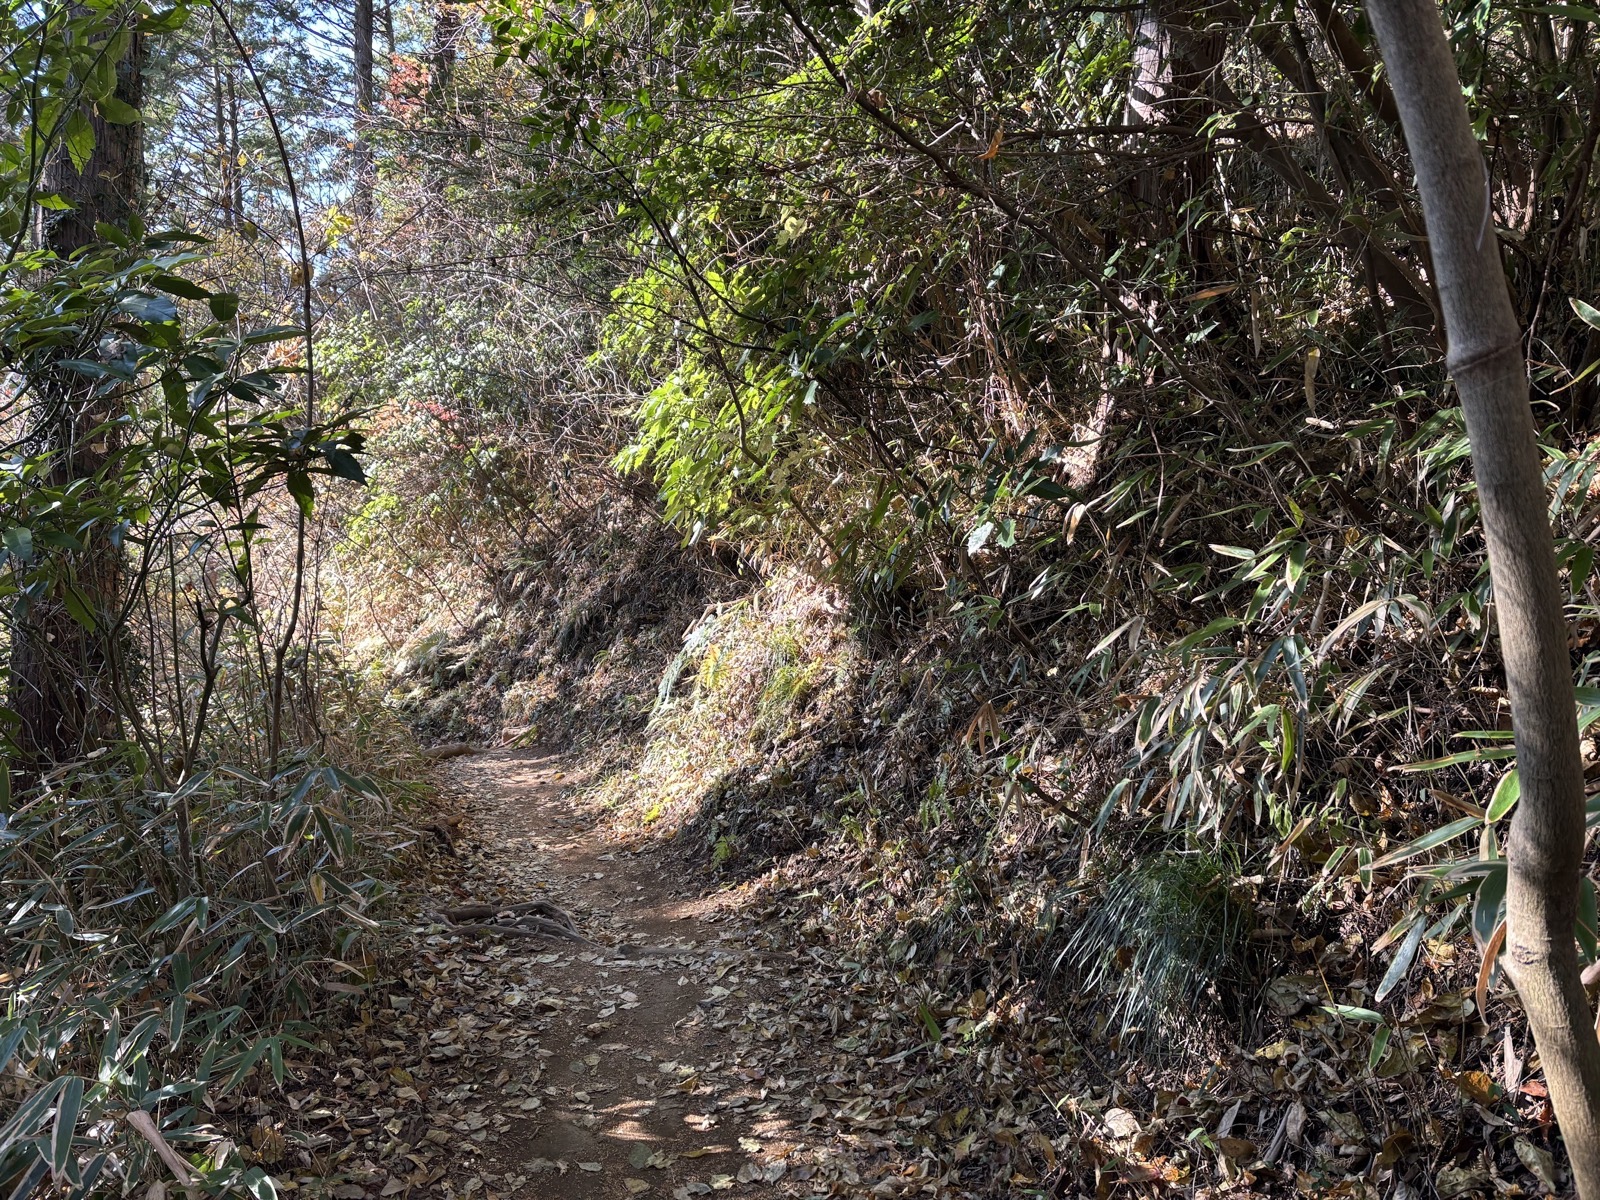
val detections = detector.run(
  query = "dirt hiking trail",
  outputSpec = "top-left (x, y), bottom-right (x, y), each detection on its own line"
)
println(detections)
top-left (417, 748), bottom-right (842, 1200)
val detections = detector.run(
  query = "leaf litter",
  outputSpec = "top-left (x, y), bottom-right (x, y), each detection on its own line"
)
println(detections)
top-left (248, 749), bottom-right (883, 1199)
top-left (242, 746), bottom-right (1572, 1199)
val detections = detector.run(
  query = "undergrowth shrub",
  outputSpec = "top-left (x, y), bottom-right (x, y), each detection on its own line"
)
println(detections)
top-left (0, 747), bottom-right (412, 1194)
top-left (1051, 849), bottom-right (1255, 1047)
top-left (0, 82), bottom-right (398, 1190)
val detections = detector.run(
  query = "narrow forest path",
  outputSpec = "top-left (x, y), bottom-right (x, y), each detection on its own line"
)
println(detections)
top-left (411, 749), bottom-right (842, 1200)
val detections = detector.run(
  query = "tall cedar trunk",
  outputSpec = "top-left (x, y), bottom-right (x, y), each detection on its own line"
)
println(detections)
top-left (428, 1), bottom-right (459, 104)
top-left (11, 24), bottom-right (144, 768)
top-left (1366, 0), bottom-right (1600, 1191)
top-left (353, 0), bottom-right (375, 216)
top-left (425, 1), bottom-right (460, 198)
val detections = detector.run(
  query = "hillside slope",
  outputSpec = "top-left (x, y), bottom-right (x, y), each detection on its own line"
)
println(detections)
top-left (374, 535), bottom-right (1565, 1199)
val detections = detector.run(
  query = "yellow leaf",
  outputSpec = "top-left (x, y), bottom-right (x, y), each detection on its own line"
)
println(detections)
top-left (1446, 1067), bottom-right (1499, 1105)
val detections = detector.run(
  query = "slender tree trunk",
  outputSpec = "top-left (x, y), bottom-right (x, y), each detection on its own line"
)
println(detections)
top-left (353, 0), bottom-right (375, 216)
top-left (228, 70), bottom-right (243, 221)
top-left (1366, 1), bottom-right (1600, 1191)
top-left (211, 15), bottom-right (232, 229)
top-left (12, 22), bottom-right (144, 768)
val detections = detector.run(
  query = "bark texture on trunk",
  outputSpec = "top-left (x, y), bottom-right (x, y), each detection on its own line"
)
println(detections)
top-left (1365, 0), bottom-right (1600, 1191)
top-left (42, 30), bottom-right (143, 252)
top-left (11, 25), bottom-right (143, 769)
top-left (428, 1), bottom-right (459, 104)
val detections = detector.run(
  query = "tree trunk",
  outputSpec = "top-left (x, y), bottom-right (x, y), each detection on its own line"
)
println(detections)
top-left (428, 1), bottom-right (459, 104)
top-left (425, 1), bottom-right (460, 198)
top-left (41, 31), bottom-right (142, 252)
top-left (354, 0), bottom-right (375, 216)
top-left (211, 14), bottom-right (233, 229)
top-left (1365, 0), bottom-right (1600, 1191)
top-left (12, 23), bottom-right (144, 769)
top-left (228, 69), bottom-right (243, 222)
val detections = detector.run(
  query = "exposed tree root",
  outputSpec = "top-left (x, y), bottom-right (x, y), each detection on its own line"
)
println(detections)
top-left (430, 898), bottom-right (599, 944)
top-left (443, 899), bottom-right (576, 923)
top-left (422, 742), bottom-right (485, 761)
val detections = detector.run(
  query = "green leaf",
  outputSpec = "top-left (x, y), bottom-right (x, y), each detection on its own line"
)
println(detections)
top-left (243, 1167), bottom-right (279, 1199)
top-left (1374, 916), bottom-right (1426, 1003)
top-left (1369, 815), bottom-right (1483, 870)
top-left (221, 1036), bottom-right (276, 1094)
top-left (60, 585), bottom-right (96, 632)
top-left (208, 292), bottom-right (240, 321)
top-left (1571, 544), bottom-right (1595, 593)
top-left (1487, 768), bottom-right (1520, 822)
top-left (166, 992), bottom-right (188, 1050)
top-left (3, 527), bottom-right (33, 563)
top-left (1399, 747), bottom-right (1517, 772)
top-left (117, 292), bottom-right (179, 324)
top-left (285, 471), bottom-right (314, 517)
top-left (51, 1074), bottom-right (83, 1180)
top-left (1321, 1004), bottom-right (1384, 1023)
top-left (322, 447), bottom-right (366, 484)
top-left (242, 324), bottom-right (304, 345)
top-left (0, 1023), bottom-right (29, 1076)
top-left (1368, 1024), bottom-right (1392, 1071)
top-left (1285, 541), bottom-right (1307, 589)
top-left (148, 897), bottom-right (199, 935)
top-left (150, 274), bottom-right (210, 301)
top-left (160, 369), bottom-right (186, 411)
top-left (1472, 863), bottom-right (1507, 948)
top-left (1530, 4), bottom-right (1600, 23)
top-left (96, 96), bottom-right (140, 124)
top-left (1175, 616), bottom-right (1241, 652)
top-left (57, 359), bottom-right (116, 379)
top-left (64, 110), bottom-right (94, 174)
top-left (0, 1076), bottom-right (67, 1143)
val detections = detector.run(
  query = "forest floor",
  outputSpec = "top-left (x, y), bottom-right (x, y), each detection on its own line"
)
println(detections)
top-left (327, 748), bottom-right (876, 1200)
